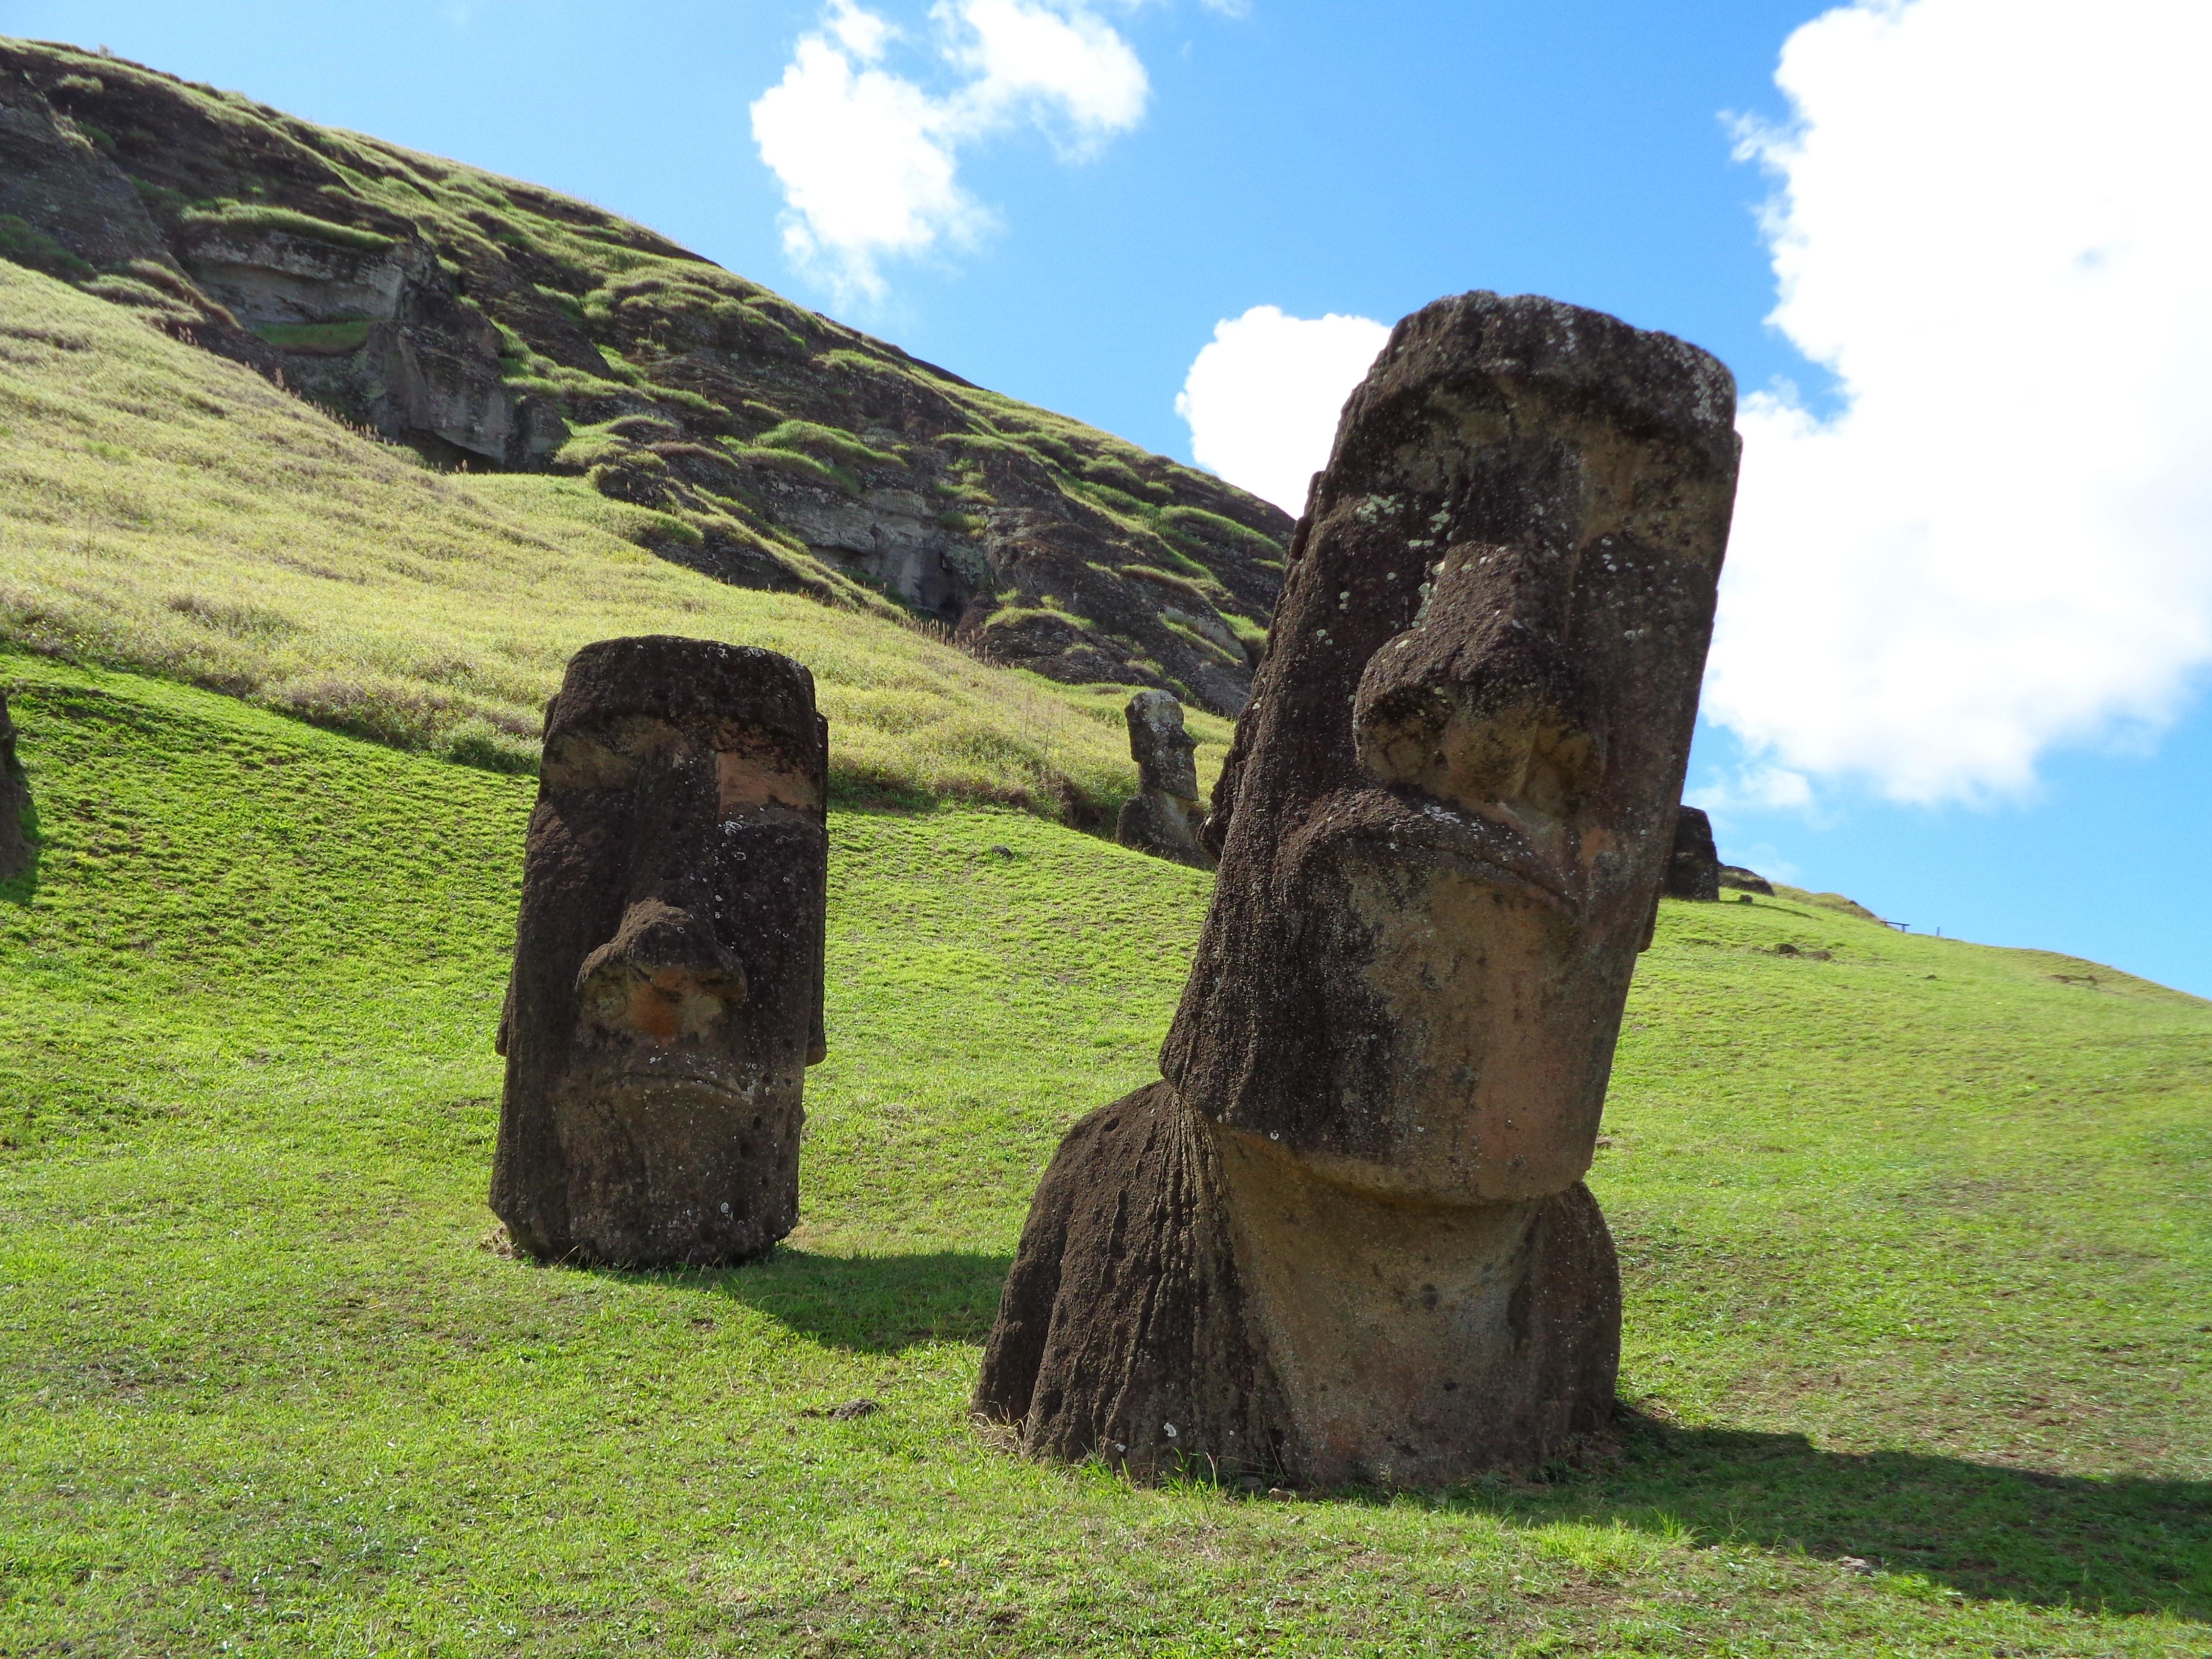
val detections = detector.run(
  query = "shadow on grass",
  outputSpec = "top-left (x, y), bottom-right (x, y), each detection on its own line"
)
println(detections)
top-left (1, 764), bottom-right (38, 904)
top-left (693, 1248), bottom-right (1014, 1353)
top-left (1451, 1410), bottom-right (2212, 1620)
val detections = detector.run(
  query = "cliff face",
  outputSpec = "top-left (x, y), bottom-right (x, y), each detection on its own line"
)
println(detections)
top-left (0, 39), bottom-right (1288, 715)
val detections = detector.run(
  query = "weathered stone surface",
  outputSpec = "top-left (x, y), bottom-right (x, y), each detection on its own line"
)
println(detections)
top-left (1718, 864), bottom-right (1774, 895)
top-left (491, 636), bottom-right (829, 1266)
top-left (0, 690), bottom-right (30, 882)
top-left (1114, 690), bottom-right (1212, 869)
top-left (1666, 805), bottom-right (1721, 901)
top-left (977, 292), bottom-right (1739, 1484)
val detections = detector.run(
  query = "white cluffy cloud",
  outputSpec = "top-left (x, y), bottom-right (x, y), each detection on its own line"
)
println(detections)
top-left (1708, 0), bottom-right (2212, 805)
top-left (1175, 306), bottom-right (1391, 515)
top-left (750, 0), bottom-right (1148, 299)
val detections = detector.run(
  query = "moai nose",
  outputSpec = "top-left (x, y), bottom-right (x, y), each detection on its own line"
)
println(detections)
top-left (576, 898), bottom-right (747, 1042)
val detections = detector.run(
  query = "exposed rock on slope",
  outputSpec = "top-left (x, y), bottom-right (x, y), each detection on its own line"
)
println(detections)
top-left (0, 39), bottom-right (1289, 715)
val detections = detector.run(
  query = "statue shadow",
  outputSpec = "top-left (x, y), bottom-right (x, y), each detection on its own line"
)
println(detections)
top-left (596, 1248), bottom-right (1015, 1354)
top-left (1432, 1410), bottom-right (2212, 1620)
top-left (0, 783), bottom-right (39, 904)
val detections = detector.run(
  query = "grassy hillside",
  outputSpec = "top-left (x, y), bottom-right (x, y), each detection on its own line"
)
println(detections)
top-left (0, 37), bottom-right (1290, 713)
top-left (3, 654), bottom-right (2207, 1656)
top-left (0, 261), bottom-right (1231, 817)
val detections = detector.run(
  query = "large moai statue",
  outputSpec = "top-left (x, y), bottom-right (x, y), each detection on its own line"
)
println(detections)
top-left (0, 690), bottom-right (29, 882)
top-left (975, 294), bottom-right (1738, 1485)
top-left (491, 636), bottom-right (830, 1266)
top-left (1665, 805), bottom-right (1722, 901)
top-left (1114, 690), bottom-right (1213, 870)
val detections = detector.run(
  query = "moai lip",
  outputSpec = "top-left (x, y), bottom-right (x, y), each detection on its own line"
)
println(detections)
top-left (977, 292), bottom-right (1739, 1486)
top-left (1114, 689), bottom-right (1213, 870)
top-left (0, 690), bottom-right (28, 883)
top-left (490, 636), bottom-right (830, 1267)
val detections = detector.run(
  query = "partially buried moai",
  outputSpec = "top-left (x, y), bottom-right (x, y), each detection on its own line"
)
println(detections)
top-left (1114, 690), bottom-right (1213, 870)
top-left (0, 690), bottom-right (28, 882)
top-left (975, 293), bottom-right (1739, 1485)
top-left (491, 636), bottom-right (830, 1267)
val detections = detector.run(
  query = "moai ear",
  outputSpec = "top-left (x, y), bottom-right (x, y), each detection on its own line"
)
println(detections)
top-left (495, 968), bottom-right (515, 1057)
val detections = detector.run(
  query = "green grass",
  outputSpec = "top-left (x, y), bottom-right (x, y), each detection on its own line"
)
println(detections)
top-left (178, 204), bottom-right (397, 252)
top-left (1, 652), bottom-right (2207, 1655)
top-left (0, 261), bottom-right (1234, 817)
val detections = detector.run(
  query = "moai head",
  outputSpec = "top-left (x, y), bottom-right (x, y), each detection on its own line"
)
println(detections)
top-left (1126, 690), bottom-right (1200, 802)
top-left (491, 636), bottom-right (830, 1266)
top-left (0, 689), bottom-right (28, 883)
top-left (1164, 294), bottom-right (1738, 1206)
top-left (1666, 805), bottom-right (1721, 901)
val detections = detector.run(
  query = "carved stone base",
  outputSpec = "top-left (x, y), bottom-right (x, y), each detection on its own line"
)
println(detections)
top-left (977, 1082), bottom-right (1619, 1485)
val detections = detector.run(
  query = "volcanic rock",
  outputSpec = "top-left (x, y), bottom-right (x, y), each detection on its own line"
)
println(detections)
top-left (1718, 865), bottom-right (1774, 895)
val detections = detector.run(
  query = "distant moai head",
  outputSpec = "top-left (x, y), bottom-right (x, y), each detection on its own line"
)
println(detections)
top-left (491, 636), bottom-right (830, 1266)
top-left (1666, 805), bottom-right (1722, 902)
top-left (1166, 293), bottom-right (1738, 1205)
top-left (0, 689), bottom-right (28, 883)
top-left (1126, 689), bottom-right (1200, 801)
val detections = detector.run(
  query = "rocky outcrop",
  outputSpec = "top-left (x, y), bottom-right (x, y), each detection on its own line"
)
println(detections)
top-left (0, 39), bottom-right (1289, 715)
top-left (976, 292), bottom-right (1740, 1485)
top-left (491, 637), bottom-right (829, 1266)
top-left (1718, 865), bottom-right (1774, 895)
top-left (0, 689), bottom-right (29, 881)
top-left (1666, 805), bottom-right (1721, 901)
top-left (1114, 690), bottom-right (1211, 869)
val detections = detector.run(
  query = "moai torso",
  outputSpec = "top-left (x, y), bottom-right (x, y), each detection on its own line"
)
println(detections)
top-left (491, 636), bottom-right (829, 1266)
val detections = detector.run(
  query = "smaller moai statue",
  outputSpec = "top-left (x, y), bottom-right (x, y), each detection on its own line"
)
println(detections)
top-left (0, 690), bottom-right (29, 882)
top-left (1665, 805), bottom-right (1721, 901)
top-left (1114, 690), bottom-right (1213, 870)
top-left (491, 636), bottom-right (830, 1266)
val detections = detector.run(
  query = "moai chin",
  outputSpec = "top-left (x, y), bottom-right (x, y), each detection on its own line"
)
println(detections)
top-left (975, 293), bottom-right (1738, 1486)
top-left (491, 636), bottom-right (830, 1266)
top-left (0, 690), bottom-right (28, 882)
top-left (1666, 805), bottom-right (1722, 902)
top-left (1114, 689), bottom-right (1214, 870)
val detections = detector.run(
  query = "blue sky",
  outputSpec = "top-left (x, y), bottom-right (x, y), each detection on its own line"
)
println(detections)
top-left (9, 0), bottom-right (2211, 995)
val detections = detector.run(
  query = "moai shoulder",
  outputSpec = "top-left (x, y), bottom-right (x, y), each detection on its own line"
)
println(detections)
top-left (491, 636), bottom-right (830, 1266)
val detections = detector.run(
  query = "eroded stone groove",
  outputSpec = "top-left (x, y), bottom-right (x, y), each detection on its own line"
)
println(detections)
top-left (491, 636), bottom-right (829, 1266)
top-left (976, 292), bottom-right (1740, 1485)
